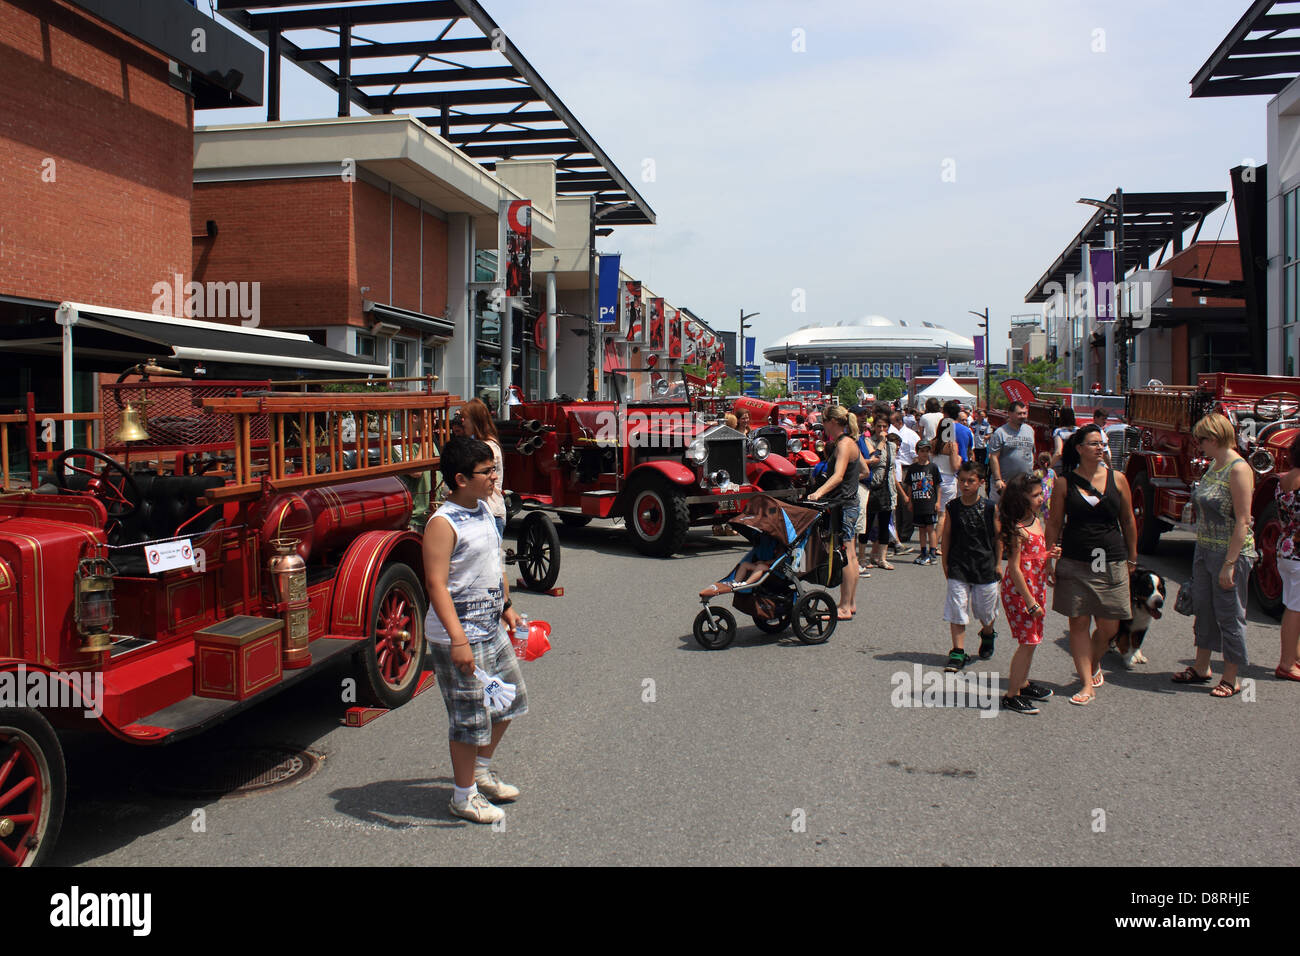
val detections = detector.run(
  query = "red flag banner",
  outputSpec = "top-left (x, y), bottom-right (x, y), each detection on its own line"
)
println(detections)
top-left (649, 298), bottom-right (665, 350)
top-left (1000, 378), bottom-right (1036, 406)
top-left (669, 309), bottom-right (682, 359)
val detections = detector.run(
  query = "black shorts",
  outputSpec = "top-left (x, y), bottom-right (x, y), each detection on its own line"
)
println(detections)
top-left (912, 512), bottom-right (937, 526)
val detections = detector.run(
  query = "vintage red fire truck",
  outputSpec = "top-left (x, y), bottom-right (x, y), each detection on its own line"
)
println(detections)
top-left (500, 368), bottom-right (796, 557)
top-left (0, 375), bottom-right (460, 865)
top-left (732, 396), bottom-right (822, 487)
top-left (1122, 373), bottom-right (1300, 618)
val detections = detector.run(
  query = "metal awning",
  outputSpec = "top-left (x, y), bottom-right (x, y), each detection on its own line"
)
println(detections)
top-left (6, 302), bottom-right (389, 377)
top-left (1025, 191), bottom-right (1226, 303)
top-left (216, 0), bottom-right (655, 225)
top-left (1192, 0), bottom-right (1300, 98)
top-left (365, 300), bottom-right (455, 339)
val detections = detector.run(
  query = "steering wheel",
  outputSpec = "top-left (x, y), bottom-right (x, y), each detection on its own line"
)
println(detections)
top-left (1253, 392), bottom-right (1300, 423)
top-left (53, 448), bottom-right (142, 519)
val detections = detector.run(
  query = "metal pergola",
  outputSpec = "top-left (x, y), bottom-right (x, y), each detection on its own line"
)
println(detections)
top-left (1025, 191), bottom-right (1226, 303)
top-left (1192, 0), bottom-right (1300, 98)
top-left (215, 0), bottom-right (654, 225)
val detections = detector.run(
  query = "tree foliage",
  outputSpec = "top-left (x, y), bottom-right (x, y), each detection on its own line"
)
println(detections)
top-left (834, 377), bottom-right (864, 408)
top-left (875, 377), bottom-right (904, 402)
top-left (759, 381), bottom-right (786, 400)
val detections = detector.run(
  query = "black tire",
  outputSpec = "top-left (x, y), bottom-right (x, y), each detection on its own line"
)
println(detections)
top-left (793, 591), bottom-right (837, 645)
top-left (626, 477), bottom-right (690, 557)
top-left (1250, 500), bottom-right (1285, 620)
top-left (693, 606), bottom-right (737, 650)
top-left (1131, 470), bottom-right (1163, 555)
top-left (355, 564), bottom-right (427, 709)
top-left (559, 513), bottom-right (592, 528)
top-left (754, 612), bottom-right (792, 634)
top-left (517, 512), bottom-right (562, 592)
top-left (0, 708), bottom-right (65, 867)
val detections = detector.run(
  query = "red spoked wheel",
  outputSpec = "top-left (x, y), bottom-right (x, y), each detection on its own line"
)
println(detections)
top-left (626, 477), bottom-right (689, 557)
top-left (1250, 501), bottom-right (1284, 620)
top-left (356, 564), bottom-right (427, 709)
top-left (0, 709), bottom-right (64, 867)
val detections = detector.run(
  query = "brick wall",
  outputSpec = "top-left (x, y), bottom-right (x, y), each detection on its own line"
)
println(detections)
top-left (0, 0), bottom-right (192, 311)
top-left (192, 177), bottom-right (353, 329)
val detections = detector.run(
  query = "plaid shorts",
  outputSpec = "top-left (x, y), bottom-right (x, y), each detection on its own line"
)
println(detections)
top-left (426, 628), bottom-right (528, 745)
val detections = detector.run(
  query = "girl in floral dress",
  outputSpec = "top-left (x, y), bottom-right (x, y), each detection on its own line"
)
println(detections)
top-left (997, 474), bottom-right (1061, 714)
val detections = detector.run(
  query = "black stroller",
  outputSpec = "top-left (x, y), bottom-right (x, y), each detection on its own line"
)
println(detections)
top-left (693, 495), bottom-right (841, 650)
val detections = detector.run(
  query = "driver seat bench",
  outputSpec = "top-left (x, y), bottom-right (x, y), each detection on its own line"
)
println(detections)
top-left (43, 471), bottom-right (225, 556)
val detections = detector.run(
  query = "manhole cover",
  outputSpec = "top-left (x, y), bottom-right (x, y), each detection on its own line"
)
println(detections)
top-left (148, 746), bottom-right (321, 799)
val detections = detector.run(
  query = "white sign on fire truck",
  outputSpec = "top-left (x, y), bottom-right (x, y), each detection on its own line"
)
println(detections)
top-left (145, 539), bottom-right (196, 574)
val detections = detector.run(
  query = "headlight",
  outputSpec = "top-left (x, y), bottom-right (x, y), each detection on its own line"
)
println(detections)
top-left (1249, 447), bottom-right (1275, 475)
top-left (788, 438), bottom-right (803, 453)
top-left (751, 437), bottom-right (769, 460)
top-left (686, 440), bottom-right (707, 464)
top-left (815, 438), bottom-right (826, 454)
top-left (710, 469), bottom-right (730, 486)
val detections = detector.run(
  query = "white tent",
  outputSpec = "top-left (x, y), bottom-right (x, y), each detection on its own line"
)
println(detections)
top-left (916, 371), bottom-right (978, 404)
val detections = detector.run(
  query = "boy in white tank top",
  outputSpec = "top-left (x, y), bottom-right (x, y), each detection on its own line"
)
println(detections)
top-left (424, 436), bottom-right (527, 824)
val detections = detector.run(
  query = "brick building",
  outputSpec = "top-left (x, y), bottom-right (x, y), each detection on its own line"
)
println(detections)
top-left (0, 0), bottom-right (262, 411)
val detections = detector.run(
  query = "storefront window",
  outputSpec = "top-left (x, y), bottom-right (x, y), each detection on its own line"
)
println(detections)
top-left (1286, 187), bottom-right (1299, 329)
top-left (391, 339), bottom-right (408, 379)
top-left (357, 333), bottom-right (377, 360)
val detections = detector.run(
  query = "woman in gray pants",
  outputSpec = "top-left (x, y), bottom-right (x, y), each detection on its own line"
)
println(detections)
top-left (1172, 412), bottom-right (1256, 697)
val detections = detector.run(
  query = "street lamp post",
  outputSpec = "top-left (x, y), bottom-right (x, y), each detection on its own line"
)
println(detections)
top-left (739, 309), bottom-right (759, 394)
top-left (1077, 192), bottom-right (1127, 394)
top-left (969, 307), bottom-right (990, 411)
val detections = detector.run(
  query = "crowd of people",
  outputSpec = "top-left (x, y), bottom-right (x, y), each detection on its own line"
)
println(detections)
top-left (814, 398), bottom-right (1299, 715)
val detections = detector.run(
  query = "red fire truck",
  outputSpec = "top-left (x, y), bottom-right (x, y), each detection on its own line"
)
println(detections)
top-left (1122, 373), bottom-right (1300, 617)
top-left (0, 375), bottom-right (460, 865)
top-left (500, 368), bottom-right (796, 557)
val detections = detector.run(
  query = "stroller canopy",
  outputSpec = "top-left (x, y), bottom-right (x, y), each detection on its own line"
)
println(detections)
top-left (728, 494), bottom-right (818, 548)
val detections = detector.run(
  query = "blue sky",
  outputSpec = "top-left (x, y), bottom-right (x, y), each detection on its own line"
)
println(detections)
top-left (201, 1), bottom-right (1266, 364)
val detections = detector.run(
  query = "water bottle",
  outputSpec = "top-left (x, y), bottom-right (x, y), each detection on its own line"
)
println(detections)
top-left (510, 613), bottom-right (529, 658)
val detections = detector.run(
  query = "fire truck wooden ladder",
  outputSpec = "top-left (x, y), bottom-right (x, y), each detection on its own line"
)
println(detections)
top-left (201, 392), bottom-right (463, 501)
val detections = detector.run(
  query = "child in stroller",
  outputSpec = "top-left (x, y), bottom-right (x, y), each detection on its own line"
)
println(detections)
top-left (693, 494), bottom-right (840, 650)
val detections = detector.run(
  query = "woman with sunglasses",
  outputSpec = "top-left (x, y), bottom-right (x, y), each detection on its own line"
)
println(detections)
top-left (1044, 424), bottom-right (1138, 705)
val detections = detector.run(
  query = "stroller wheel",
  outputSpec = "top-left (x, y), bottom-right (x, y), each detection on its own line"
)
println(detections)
top-left (793, 591), bottom-right (837, 644)
top-left (693, 606), bottom-right (737, 650)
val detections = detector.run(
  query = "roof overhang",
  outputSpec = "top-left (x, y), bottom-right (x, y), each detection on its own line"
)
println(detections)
top-left (193, 114), bottom-right (555, 247)
top-left (214, 0), bottom-right (654, 225)
top-left (1025, 191), bottom-right (1227, 303)
top-left (1191, 0), bottom-right (1300, 98)
top-left (69, 0), bottom-right (264, 108)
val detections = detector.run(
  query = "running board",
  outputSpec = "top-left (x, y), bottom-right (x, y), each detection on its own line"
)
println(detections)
top-left (118, 637), bottom-right (360, 743)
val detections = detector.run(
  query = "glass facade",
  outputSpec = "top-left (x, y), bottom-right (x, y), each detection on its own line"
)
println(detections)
top-left (1286, 187), bottom-right (1299, 376)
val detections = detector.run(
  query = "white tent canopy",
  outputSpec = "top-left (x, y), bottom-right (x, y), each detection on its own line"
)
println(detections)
top-left (916, 371), bottom-right (978, 404)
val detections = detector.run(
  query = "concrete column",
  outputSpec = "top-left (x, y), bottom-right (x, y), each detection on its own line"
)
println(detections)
top-left (1080, 247), bottom-right (1094, 395)
top-left (444, 213), bottom-right (474, 401)
top-left (546, 269), bottom-right (557, 399)
top-left (500, 300), bottom-right (513, 415)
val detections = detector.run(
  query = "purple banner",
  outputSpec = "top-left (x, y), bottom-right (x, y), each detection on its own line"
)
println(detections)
top-left (903, 363), bottom-right (912, 381)
top-left (973, 334), bottom-right (985, 368)
top-left (1089, 247), bottom-right (1117, 323)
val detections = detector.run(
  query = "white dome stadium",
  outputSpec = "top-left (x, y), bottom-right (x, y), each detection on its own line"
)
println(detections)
top-left (763, 315), bottom-right (975, 364)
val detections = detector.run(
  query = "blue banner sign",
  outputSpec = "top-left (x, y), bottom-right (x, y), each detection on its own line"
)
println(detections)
top-left (597, 255), bottom-right (620, 326)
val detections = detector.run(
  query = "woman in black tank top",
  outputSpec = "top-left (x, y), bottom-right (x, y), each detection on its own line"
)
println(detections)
top-left (1044, 424), bottom-right (1138, 705)
top-left (808, 405), bottom-right (862, 620)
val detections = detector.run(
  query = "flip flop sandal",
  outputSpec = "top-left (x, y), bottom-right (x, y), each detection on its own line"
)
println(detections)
top-left (1172, 666), bottom-right (1213, 684)
top-left (1069, 691), bottom-right (1095, 706)
top-left (1092, 668), bottom-right (1104, 688)
top-left (1210, 680), bottom-right (1240, 698)
top-left (1275, 666), bottom-right (1300, 682)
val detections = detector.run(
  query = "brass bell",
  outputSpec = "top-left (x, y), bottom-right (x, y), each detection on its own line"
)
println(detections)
top-left (115, 403), bottom-right (149, 443)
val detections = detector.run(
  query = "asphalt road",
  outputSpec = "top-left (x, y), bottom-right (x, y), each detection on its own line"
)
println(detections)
top-left (55, 519), bottom-right (1300, 866)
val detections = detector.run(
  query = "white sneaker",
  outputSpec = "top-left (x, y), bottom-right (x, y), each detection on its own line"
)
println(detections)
top-left (450, 791), bottom-right (504, 824)
top-left (474, 770), bottom-right (520, 803)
